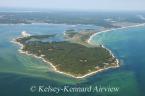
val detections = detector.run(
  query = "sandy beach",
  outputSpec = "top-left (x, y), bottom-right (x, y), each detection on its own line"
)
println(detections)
top-left (88, 23), bottom-right (145, 44)
top-left (11, 23), bottom-right (145, 79)
top-left (11, 36), bottom-right (119, 79)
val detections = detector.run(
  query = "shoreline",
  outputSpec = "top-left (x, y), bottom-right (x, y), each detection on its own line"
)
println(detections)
top-left (11, 37), bottom-right (119, 79)
top-left (88, 23), bottom-right (145, 44)
top-left (86, 23), bottom-right (145, 77)
top-left (11, 23), bottom-right (145, 79)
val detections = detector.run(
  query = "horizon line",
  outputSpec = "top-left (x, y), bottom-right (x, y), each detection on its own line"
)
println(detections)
top-left (0, 7), bottom-right (145, 12)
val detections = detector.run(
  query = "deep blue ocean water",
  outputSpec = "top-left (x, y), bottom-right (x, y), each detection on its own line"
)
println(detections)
top-left (0, 24), bottom-right (145, 96)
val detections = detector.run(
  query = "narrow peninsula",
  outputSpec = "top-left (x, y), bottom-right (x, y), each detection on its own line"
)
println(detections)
top-left (13, 30), bottom-right (119, 78)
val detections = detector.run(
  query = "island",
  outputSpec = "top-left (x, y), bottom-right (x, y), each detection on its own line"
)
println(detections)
top-left (13, 30), bottom-right (119, 78)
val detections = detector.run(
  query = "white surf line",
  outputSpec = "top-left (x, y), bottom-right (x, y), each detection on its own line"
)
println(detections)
top-left (12, 37), bottom-right (119, 79)
top-left (11, 37), bottom-right (86, 79)
top-left (88, 23), bottom-right (145, 44)
top-left (11, 23), bottom-right (145, 79)
top-left (87, 23), bottom-right (145, 75)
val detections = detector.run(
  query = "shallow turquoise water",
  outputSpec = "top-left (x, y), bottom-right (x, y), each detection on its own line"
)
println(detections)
top-left (92, 26), bottom-right (145, 96)
top-left (0, 24), bottom-right (145, 96)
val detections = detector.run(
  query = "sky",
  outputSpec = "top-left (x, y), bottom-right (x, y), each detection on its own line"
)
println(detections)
top-left (0, 0), bottom-right (145, 11)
